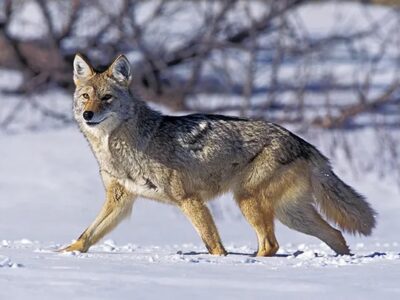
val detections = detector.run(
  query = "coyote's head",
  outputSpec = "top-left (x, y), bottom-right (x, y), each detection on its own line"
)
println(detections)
top-left (72, 54), bottom-right (133, 133)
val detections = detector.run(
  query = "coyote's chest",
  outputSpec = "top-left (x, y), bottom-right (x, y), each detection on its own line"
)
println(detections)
top-left (90, 134), bottom-right (124, 177)
top-left (90, 134), bottom-right (170, 202)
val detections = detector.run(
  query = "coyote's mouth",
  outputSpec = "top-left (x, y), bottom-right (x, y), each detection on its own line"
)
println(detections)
top-left (86, 117), bottom-right (108, 126)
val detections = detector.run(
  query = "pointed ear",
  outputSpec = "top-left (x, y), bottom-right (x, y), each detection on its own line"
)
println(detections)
top-left (108, 55), bottom-right (132, 85)
top-left (73, 54), bottom-right (94, 85)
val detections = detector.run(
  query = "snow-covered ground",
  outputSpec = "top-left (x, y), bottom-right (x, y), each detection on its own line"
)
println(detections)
top-left (0, 126), bottom-right (399, 300)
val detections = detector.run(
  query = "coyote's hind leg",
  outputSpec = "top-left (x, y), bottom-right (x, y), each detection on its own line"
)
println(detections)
top-left (276, 201), bottom-right (350, 255)
top-left (235, 194), bottom-right (279, 257)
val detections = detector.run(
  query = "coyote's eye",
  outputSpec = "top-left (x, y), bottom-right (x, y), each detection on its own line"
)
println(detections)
top-left (101, 94), bottom-right (113, 102)
top-left (82, 93), bottom-right (89, 99)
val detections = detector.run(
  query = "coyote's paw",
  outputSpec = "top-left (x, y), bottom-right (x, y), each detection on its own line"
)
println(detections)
top-left (209, 246), bottom-right (228, 256)
top-left (256, 244), bottom-right (279, 257)
top-left (58, 239), bottom-right (89, 253)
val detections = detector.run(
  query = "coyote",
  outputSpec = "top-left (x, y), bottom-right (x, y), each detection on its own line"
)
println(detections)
top-left (61, 54), bottom-right (376, 256)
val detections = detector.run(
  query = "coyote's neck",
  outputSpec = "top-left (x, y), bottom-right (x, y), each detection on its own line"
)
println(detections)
top-left (118, 101), bottom-right (162, 149)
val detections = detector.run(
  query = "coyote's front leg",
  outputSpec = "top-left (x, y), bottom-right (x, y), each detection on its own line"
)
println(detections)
top-left (60, 181), bottom-right (136, 252)
top-left (179, 199), bottom-right (227, 256)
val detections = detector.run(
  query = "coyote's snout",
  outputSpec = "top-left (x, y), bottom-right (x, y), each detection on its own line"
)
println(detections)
top-left (61, 53), bottom-right (376, 256)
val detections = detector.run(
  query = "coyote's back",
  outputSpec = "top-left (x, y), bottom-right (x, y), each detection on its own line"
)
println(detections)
top-left (61, 53), bottom-right (376, 256)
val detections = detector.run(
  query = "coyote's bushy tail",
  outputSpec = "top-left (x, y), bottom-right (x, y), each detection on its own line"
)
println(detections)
top-left (309, 150), bottom-right (376, 236)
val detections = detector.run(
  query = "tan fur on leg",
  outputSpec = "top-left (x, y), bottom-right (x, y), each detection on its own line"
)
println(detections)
top-left (235, 195), bottom-right (279, 257)
top-left (276, 200), bottom-right (350, 255)
top-left (60, 181), bottom-right (135, 253)
top-left (179, 199), bottom-right (227, 256)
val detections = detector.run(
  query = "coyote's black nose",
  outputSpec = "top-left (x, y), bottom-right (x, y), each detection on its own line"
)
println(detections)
top-left (83, 111), bottom-right (94, 121)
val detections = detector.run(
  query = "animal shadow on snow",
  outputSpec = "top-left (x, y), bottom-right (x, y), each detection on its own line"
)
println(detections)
top-left (179, 250), bottom-right (298, 257)
top-left (179, 250), bottom-right (390, 258)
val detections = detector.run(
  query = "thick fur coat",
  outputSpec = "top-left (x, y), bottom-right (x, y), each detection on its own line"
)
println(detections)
top-left (60, 54), bottom-right (376, 256)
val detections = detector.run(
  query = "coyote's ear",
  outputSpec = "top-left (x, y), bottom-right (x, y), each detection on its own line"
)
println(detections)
top-left (73, 54), bottom-right (94, 85)
top-left (108, 55), bottom-right (132, 85)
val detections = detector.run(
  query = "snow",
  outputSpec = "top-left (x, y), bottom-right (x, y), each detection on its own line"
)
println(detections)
top-left (1, 240), bottom-right (400, 299)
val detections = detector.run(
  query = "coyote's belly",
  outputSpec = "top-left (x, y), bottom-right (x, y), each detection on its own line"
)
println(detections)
top-left (119, 176), bottom-right (173, 203)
